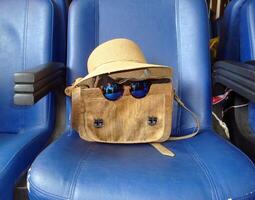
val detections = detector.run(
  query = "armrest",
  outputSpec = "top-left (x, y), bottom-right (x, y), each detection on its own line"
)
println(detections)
top-left (14, 62), bottom-right (66, 105)
top-left (213, 61), bottom-right (255, 102)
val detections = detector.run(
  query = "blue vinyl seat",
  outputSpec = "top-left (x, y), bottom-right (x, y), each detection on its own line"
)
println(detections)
top-left (28, 0), bottom-right (255, 199)
top-left (217, 0), bottom-right (255, 160)
top-left (0, 0), bottom-right (67, 199)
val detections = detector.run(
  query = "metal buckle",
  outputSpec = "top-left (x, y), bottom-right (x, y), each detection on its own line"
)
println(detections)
top-left (94, 119), bottom-right (104, 128)
top-left (148, 116), bottom-right (157, 126)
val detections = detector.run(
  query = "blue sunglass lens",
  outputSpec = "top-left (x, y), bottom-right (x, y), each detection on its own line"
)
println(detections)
top-left (102, 83), bottom-right (123, 101)
top-left (130, 81), bottom-right (150, 98)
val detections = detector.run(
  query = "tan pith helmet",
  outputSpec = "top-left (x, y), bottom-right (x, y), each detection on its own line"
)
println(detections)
top-left (65, 38), bottom-right (172, 96)
top-left (84, 38), bottom-right (172, 80)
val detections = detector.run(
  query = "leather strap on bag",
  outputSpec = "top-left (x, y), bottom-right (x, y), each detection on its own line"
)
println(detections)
top-left (150, 143), bottom-right (175, 157)
top-left (150, 91), bottom-right (200, 157)
top-left (169, 92), bottom-right (200, 140)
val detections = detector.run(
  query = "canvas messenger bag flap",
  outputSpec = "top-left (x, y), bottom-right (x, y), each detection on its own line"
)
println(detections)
top-left (65, 39), bottom-right (200, 157)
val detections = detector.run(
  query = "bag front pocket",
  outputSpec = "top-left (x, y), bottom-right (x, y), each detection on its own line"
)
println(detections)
top-left (79, 83), bottom-right (173, 143)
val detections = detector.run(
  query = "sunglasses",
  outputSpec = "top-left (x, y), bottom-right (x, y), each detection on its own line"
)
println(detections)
top-left (102, 80), bottom-right (150, 101)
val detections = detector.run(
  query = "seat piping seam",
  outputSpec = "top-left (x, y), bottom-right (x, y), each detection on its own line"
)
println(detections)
top-left (20, 0), bottom-right (29, 131)
top-left (29, 179), bottom-right (68, 200)
top-left (174, 0), bottom-right (182, 136)
top-left (185, 143), bottom-right (220, 200)
top-left (68, 143), bottom-right (94, 199)
top-left (245, 2), bottom-right (255, 60)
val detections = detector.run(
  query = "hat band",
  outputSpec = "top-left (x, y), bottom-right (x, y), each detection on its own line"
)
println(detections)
top-left (90, 59), bottom-right (146, 72)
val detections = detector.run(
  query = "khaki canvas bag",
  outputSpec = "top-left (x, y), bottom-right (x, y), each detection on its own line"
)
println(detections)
top-left (66, 39), bottom-right (200, 157)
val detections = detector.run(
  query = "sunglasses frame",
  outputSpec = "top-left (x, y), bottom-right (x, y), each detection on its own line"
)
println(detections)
top-left (102, 80), bottom-right (151, 101)
top-left (95, 74), bottom-right (171, 101)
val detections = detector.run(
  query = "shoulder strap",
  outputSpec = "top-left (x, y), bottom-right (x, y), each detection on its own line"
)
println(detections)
top-left (151, 92), bottom-right (200, 157)
top-left (169, 92), bottom-right (200, 141)
top-left (150, 143), bottom-right (175, 157)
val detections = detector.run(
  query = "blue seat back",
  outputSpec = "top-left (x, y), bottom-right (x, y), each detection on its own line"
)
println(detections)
top-left (67, 0), bottom-right (211, 136)
top-left (218, 0), bottom-right (255, 62)
top-left (239, 0), bottom-right (255, 62)
top-left (218, 0), bottom-right (247, 60)
top-left (0, 0), bottom-right (67, 133)
top-left (242, 0), bottom-right (255, 136)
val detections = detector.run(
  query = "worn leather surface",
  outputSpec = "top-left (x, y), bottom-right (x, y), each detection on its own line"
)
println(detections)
top-left (218, 0), bottom-right (255, 62)
top-left (28, 129), bottom-right (255, 200)
top-left (0, 0), bottom-right (66, 199)
top-left (240, 0), bottom-right (255, 62)
top-left (28, 0), bottom-right (255, 199)
top-left (218, 0), bottom-right (247, 61)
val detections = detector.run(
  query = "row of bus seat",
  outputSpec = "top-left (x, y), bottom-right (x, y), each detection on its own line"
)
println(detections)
top-left (215, 0), bottom-right (255, 161)
top-left (0, 0), bottom-right (255, 199)
top-left (0, 0), bottom-right (67, 199)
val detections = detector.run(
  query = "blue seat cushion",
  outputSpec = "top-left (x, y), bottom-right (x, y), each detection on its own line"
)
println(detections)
top-left (28, 130), bottom-right (255, 200)
top-left (0, 126), bottom-right (51, 199)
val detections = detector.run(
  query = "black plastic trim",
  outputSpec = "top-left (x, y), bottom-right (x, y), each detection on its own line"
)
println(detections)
top-left (14, 70), bottom-right (64, 92)
top-left (14, 62), bottom-right (65, 105)
top-left (214, 61), bottom-right (255, 103)
top-left (14, 62), bottom-right (65, 83)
